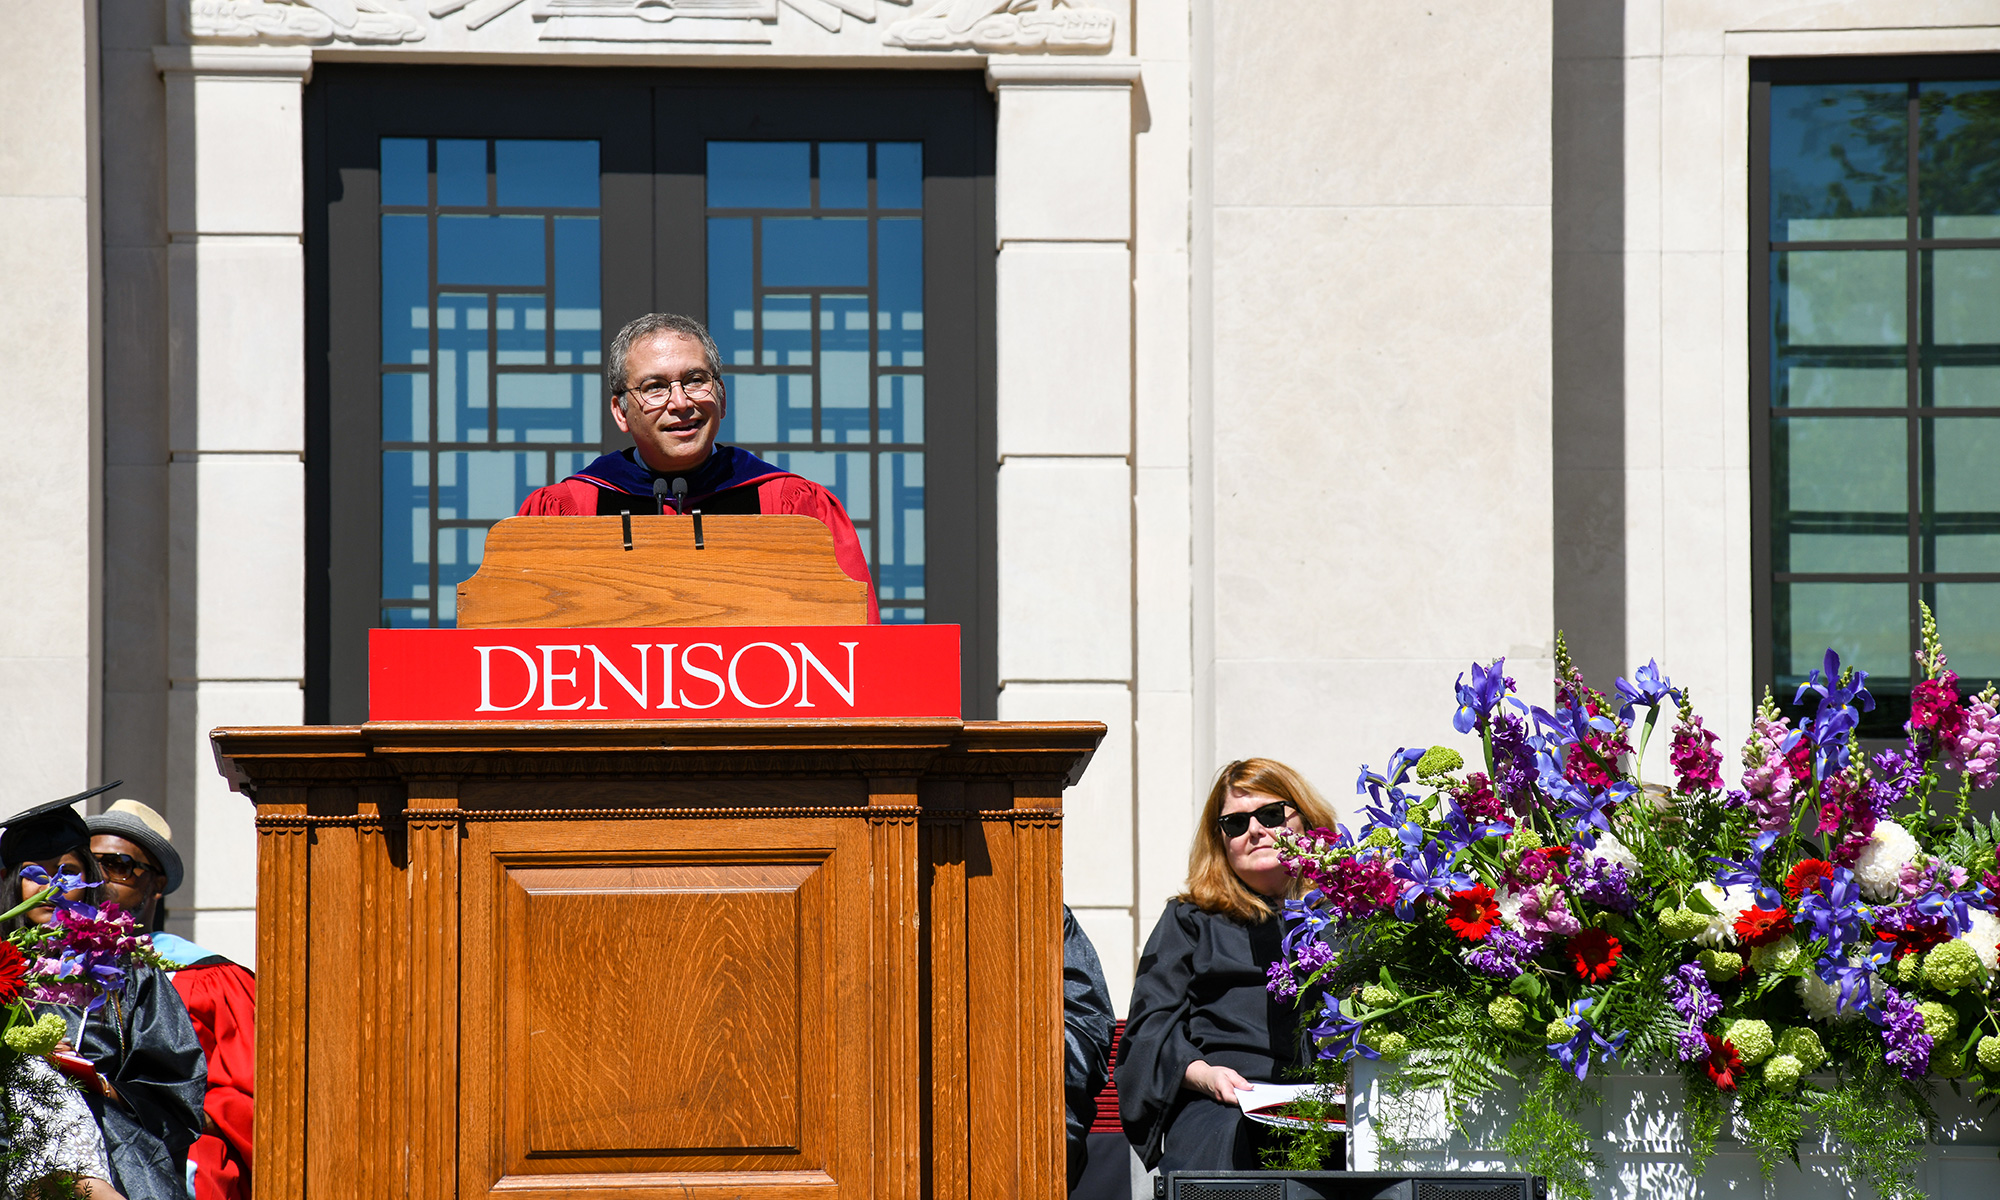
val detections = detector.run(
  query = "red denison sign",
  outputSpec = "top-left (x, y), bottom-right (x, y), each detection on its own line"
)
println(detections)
top-left (370, 625), bottom-right (961, 721)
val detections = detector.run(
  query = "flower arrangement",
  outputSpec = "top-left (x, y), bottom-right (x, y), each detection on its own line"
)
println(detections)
top-left (1267, 607), bottom-right (2000, 1200)
top-left (0, 863), bottom-right (174, 1195)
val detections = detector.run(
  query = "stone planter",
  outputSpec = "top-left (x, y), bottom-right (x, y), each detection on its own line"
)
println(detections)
top-left (1345, 1058), bottom-right (2000, 1199)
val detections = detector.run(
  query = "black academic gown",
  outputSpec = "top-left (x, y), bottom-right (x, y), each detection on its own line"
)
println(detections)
top-left (1062, 906), bottom-right (1115, 1189)
top-left (1118, 899), bottom-right (1301, 1172)
top-left (40, 963), bottom-right (207, 1200)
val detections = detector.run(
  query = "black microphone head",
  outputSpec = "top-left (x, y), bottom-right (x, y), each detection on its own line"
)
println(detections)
top-left (652, 477), bottom-right (671, 499)
top-left (671, 477), bottom-right (688, 500)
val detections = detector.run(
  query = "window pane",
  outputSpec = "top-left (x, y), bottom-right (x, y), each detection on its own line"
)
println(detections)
top-left (438, 215), bottom-right (545, 287)
top-left (381, 215), bottom-right (429, 366)
top-left (1776, 251), bottom-right (1906, 346)
top-left (820, 142), bottom-right (868, 209)
top-left (1918, 82), bottom-right (2000, 235)
top-left (496, 140), bottom-right (598, 208)
top-left (381, 138), bottom-right (427, 207)
top-left (877, 451), bottom-right (924, 601)
top-left (383, 373), bottom-right (427, 443)
top-left (877, 143), bottom-right (922, 209)
top-left (1774, 416), bottom-right (1906, 574)
top-left (1778, 581), bottom-right (1910, 686)
top-left (709, 218), bottom-right (754, 366)
top-left (1770, 83), bottom-right (1908, 242)
top-left (552, 217), bottom-right (601, 365)
top-left (437, 293), bottom-right (490, 443)
top-left (762, 218), bottom-right (868, 287)
top-left (382, 450), bottom-right (429, 604)
top-left (1924, 417), bottom-right (2000, 572)
top-left (437, 139), bottom-right (486, 207)
top-left (707, 142), bottom-right (810, 208)
top-left (878, 374), bottom-right (923, 444)
top-left (1932, 583), bottom-right (2000, 682)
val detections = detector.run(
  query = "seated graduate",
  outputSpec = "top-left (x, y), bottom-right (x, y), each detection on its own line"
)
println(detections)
top-left (1119, 758), bottom-right (1337, 1173)
top-left (1, 791), bottom-right (206, 1200)
top-left (516, 312), bottom-right (879, 622)
top-left (1060, 905), bottom-right (1114, 1192)
top-left (88, 801), bottom-right (254, 1200)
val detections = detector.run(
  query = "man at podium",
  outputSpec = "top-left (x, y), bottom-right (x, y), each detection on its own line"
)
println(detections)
top-left (517, 312), bottom-right (880, 622)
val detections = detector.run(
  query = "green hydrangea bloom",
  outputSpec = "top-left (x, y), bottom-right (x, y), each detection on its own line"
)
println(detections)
top-left (1416, 746), bottom-right (1464, 778)
top-left (1698, 949), bottom-right (1743, 982)
top-left (1361, 827), bottom-right (1399, 851)
top-left (1976, 1034), bottom-right (2000, 1073)
top-left (1406, 804), bottom-right (1435, 828)
top-left (1762, 1053), bottom-right (1802, 1092)
top-left (1360, 984), bottom-right (1397, 1009)
top-left (1658, 908), bottom-right (1709, 941)
top-left (1364, 1029), bottom-right (1408, 1057)
top-left (3, 1013), bottom-right (66, 1057)
top-left (1922, 939), bottom-right (1987, 995)
top-left (1894, 953), bottom-right (1923, 987)
top-left (1749, 937), bottom-right (1804, 974)
top-left (1936, 1046), bottom-right (1967, 1078)
top-left (1917, 1000), bottom-right (1959, 1043)
top-left (1776, 1026), bottom-right (1827, 1070)
top-left (1722, 1018), bottom-right (1775, 1066)
top-left (1545, 1019), bottom-right (1574, 1043)
top-left (1509, 828), bottom-right (1544, 854)
top-left (1488, 995), bottom-right (1527, 1031)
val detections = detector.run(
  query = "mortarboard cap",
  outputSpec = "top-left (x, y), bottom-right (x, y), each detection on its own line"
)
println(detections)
top-left (0, 781), bottom-right (120, 868)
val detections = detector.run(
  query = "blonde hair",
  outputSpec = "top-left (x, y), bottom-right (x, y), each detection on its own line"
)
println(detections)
top-left (1178, 758), bottom-right (1338, 923)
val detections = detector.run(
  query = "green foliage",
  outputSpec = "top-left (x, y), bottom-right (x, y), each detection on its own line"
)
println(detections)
top-left (1500, 1067), bottom-right (1599, 1200)
top-left (1805, 1069), bottom-right (1929, 1200)
top-left (1257, 1061), bottom-right (1348, 1172)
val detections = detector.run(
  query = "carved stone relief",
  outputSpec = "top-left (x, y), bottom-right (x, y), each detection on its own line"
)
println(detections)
top-left (182, 0), bottom-right (1113, 49)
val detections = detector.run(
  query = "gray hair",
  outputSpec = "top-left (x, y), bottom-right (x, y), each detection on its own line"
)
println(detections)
top-left (606, 313), bottom-right (725, 413)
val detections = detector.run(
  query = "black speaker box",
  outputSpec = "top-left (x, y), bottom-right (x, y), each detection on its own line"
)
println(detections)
top-left (1160, 1171), bottom-right (1546, 1200)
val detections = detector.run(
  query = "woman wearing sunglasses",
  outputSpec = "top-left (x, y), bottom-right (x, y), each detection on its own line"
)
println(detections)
top-left (1118, 758), bottom-right (1338, 1173)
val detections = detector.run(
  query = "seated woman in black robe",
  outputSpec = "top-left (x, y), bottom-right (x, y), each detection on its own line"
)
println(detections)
top-left (1, 798), bottom-right (206, 1200)
top-left (1119, 758), bottom-right (1339, 1173)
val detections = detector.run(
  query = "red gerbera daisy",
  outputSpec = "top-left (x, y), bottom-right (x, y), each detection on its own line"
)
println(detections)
top-left (1444, 885), bottom-right (1502, 941)
top-left (1733, 906), bottom-right (1794, 948)
top-left (1783, 859), bottom-right (1835, 904)
top-left (1702, 1032), bottom-right (1743, 1091)
top-left (1568, 928), bottom-right (1622, 983)
top-left (0, 940), bottom-right (28, 1006)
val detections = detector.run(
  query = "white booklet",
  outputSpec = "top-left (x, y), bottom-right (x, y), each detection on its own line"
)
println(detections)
top-left (1235, 1081), bottom-right (1347, 1131)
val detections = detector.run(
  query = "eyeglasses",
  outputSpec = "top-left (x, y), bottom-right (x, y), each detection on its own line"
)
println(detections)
top-left (1217, 800), bottom-right (1296, 840)
top-left (621, 371), bottom-right (719, 411)
top-left (93, 852), bottom-right (158, 884)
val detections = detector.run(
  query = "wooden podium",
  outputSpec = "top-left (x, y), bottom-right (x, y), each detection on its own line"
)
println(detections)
top-left (212, 517), bottom-right (1104, 1200)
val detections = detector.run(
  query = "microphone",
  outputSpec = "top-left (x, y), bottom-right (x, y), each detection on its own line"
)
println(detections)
top-left (671, 476), bottom-right (688, 515)
top-left (652, 476), bottom-right (673, 514)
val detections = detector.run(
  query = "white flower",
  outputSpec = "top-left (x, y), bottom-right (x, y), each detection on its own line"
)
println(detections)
top-left (1495, 885), bottom-right (1525, 930)
top-left (1694, 882), bottom-right (1754, 947)
top-left (1797, 962), bottom-right (1880, 1023)
top-left (1962, 911), bottom-right (2000, 977)
top-left (1853, 821), bottom-right (1920, 901)
top-left (1587, 831), bottom-right (1639, 874)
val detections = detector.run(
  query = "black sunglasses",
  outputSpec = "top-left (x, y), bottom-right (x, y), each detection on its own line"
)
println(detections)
top-left (1217, 800), bottom-right (1296, 840)
top-left (93, 852), bottom-right (158, 883)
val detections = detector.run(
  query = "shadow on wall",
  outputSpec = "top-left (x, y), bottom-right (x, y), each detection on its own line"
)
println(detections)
top-left (1552, 0), bottom-right (1626, 685)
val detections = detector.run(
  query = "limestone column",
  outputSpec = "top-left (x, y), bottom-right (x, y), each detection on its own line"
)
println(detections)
top-left (153, 45), bottom-right (312, 965)
top-left (987, 59), bottom-right (1140, 991)
top-left (0, 0), bottom-right (100, 802)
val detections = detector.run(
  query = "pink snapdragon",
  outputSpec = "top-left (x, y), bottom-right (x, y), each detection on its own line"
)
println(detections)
top-left (1945, 694), bottom-right (2000, 791)
top-left (1738, 707), bottom-right (1795, 833)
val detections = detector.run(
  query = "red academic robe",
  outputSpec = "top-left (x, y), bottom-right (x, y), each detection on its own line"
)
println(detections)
top-left (516, 447), bottom-right (881, 624)
top-left (171, 961), bottom-right (256, 1200)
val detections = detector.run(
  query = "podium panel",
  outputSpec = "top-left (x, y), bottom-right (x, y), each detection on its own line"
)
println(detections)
top-left (213, 719), bottom-right (1101, 1200)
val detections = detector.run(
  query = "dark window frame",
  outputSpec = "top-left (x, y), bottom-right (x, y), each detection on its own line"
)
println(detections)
top-left (306, 66), bottom-right (998, 724)
top-left (1749, 54), bottom-right (2000, 733)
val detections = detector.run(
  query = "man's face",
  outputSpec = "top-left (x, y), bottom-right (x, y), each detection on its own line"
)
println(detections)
top-left (90, 834), bottom-right (165, 925)
top-left (611, 331), bottom-right (725, 476)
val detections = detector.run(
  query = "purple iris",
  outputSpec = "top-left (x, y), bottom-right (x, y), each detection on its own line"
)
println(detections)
top-left (1551, 777), bottom-right (1618, 836)
top-left (1436, 798), bottom-right (1510, 854)
top-left (1817, 947), bottom-right (1888, 1018)
top-left (1356, 749), bottom-right (1425, 832)
top-left (19, 864), bottom-right (101, 917)
top-left (1453, 659), bottom-right (1512, 734)
top-left (1310, 994), bottom-right (1379, 1062)
top-left (1613, 659), bottom-right (1681, 724)
top-left (1282, 896), bottom-right (1335, 956)
top-left (1390, 841), bottom-right (1473, 920)
top-left (1709, 830), bottom-right (1783, 909)
top-left (1909, 888), bottom-right (1978, 937)
top-left (1547, 998), bottom-right (1626, 1081)
top-left (1786, 649), bottom-right (1876, 779)
top-left (1796, 866), bottom-right (1868, 955)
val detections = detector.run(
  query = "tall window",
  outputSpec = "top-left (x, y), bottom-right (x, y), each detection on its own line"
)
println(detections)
top-left (707, 141), bottom-right (927, 623)
top-left (377, 138), bottom-right (605, 628)
top-left (1753, 60), bottom-right (2000, 728)
top-left (308, 69), bottom-right (996, 723)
